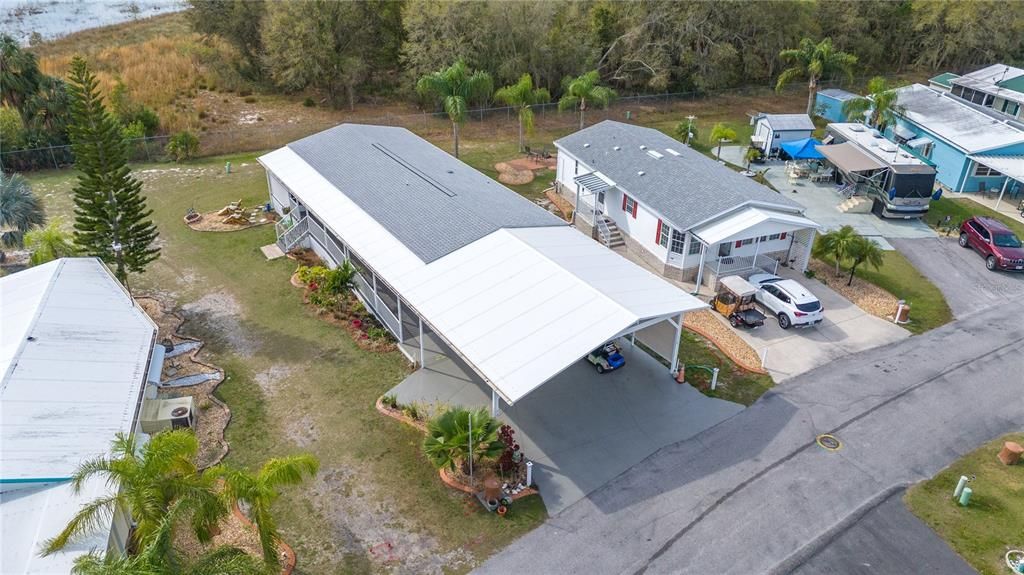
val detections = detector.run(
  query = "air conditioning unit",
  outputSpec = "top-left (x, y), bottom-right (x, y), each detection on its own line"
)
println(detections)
top-left (140, 397), bottom-right (195, 434)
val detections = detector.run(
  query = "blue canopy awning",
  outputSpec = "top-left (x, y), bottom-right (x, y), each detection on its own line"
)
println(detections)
top-left (780, 138), bottom-right (825, 160)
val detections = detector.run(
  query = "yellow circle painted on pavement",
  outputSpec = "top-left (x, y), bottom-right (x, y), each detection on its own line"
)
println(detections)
top-left (816, 434), bottom-right (842, 451)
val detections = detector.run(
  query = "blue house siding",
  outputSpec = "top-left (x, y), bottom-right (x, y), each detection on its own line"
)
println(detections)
top-left (815, 92), bottom-right (848, 123)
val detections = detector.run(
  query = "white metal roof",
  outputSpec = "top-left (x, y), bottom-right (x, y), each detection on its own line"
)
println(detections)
top-left (895, 84), bottom-right (1024, 153)
top-left (760, 114), bottom-right (816, 131)
top-left (968, 155), bottom-right (1024, 182)
top-left (692, 207), bottom-right (820, 246)
top-left (1, 259), bottom-right (156, 482)
top-left (260, 147), bottom-right (705, 404)
top-left (1, 477), bottom-right (111, 574)
top-left (827, 123), bottom-right (932, 167)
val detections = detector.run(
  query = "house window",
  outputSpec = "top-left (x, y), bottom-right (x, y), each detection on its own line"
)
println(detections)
top-left (670, 229), bottom-right (686, 254)
top-left (768, 233), bottom-right (782, 241)
top-left (740, 238), bottom-right (754, 246)
top-left (622, 194), bottom-right (638, 218)
top-left (1002, 100), bottom-right (1021, 116)
top-left (688, 235), bottom-right (703, 255)
top-left (574, 160), bottom-right (579, 175)
top-left (974, 164), bottom-right (1002, 177)
top-left (657, 220), bottom-right (670, 248)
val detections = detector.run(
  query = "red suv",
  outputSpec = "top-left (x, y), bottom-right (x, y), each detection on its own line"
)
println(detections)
top-left (959, 216), bottom-right (1024, 272)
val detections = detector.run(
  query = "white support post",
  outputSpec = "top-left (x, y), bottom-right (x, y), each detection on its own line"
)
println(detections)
top-left (994, 177), bottom-right (1010, 212)
top-left (958, 159), bottom-right (972, 194)
top-left (397, 298), bottom-right (403, 341)
top-left (801, 230), bottom-right (815, 273)
top-left (694, 242), bottom-right (708, 295)
top-left (669, 313), bottom-right (684, 374)
top-left (418, 317), bottom-right (425, 366)
top-left (573, 183), bottom-right (581, 226)
top-left (491, 389), bottom-right (500, 417)
top-left (629, 332), bottom-right (635, 347)
top-left (752, 236), bottom-right (762, 271)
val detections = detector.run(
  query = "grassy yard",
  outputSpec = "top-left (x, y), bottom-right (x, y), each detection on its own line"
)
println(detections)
top-left (906, 433), bottom-right (1024, 575)
top-left (816, 250), bottom-right (953, 335)
top-left (925, 197), bottom-right (1024, 238)
top-left (26, 155), bottom-right (546, 574)
top-left (678, 331), bottom-right (774, 406)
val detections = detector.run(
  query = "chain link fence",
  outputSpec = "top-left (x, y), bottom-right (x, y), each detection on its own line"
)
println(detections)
top-left (0, 75), bottom-right (885, 173)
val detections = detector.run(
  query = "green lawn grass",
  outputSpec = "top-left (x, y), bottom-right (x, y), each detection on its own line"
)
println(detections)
top-left (905, 433), bottom-right (1024, 575)
top-left (25, 154), bottom-right (546, 573)
top-left (678, 331), bottom-right (774, 406)
top-left (926, 197), bottom-right (1024, 238)
top-left (817, 250), bottom-right (953, 335)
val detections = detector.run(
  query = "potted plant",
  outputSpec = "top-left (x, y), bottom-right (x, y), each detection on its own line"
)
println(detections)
top-left (496, 505), bottom-right (508, 517)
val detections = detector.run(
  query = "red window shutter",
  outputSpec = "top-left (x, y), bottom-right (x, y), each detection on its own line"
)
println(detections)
top-left (780, 232), bottom-right (787, 240)
top-left (632, 200), bottom-right (638, 218)
top-left (735, 240), bottom-right (743, 248)
top-left (656, 219), bottom-right (662, 242)
top-left (622, 194), bottom-right (628, 211)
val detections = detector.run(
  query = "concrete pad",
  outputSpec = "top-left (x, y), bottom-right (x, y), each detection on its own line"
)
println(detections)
top-left (260, 243), bottom-right (285, 260)
top-left (389, 343), bottom-right (743, 515)
top-left (726, 267), bottom-right (910, 382)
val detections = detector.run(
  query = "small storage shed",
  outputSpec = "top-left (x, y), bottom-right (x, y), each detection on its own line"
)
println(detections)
top-left (815, 89), bottom-right (860, 123)
top-left (752, 113), bottom-right (816, 156)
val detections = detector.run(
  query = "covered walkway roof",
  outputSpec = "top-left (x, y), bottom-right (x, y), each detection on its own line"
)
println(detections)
top-left (260, 144), bottom-right (705, 405)
top-left (968, 155), bottom-right (1024, 182)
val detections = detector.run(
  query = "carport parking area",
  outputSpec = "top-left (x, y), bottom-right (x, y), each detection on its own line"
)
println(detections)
top-left (723, 267), bottom-right (910, 382)
top-left (389, 343), bottom-right (743, 515)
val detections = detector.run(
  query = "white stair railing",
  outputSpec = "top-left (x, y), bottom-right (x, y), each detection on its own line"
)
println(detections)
top-left (596, 216), bottom-right (613, 246)
top-left (276, 216), bottom-right (308, 252)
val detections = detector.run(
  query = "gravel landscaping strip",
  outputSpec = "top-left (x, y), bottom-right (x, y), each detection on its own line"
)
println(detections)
top-left (683, 310), bottom-right (765, 373)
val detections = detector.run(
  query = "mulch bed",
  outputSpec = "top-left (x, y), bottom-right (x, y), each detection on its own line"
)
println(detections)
top-left (495, 161), bottom-right (535, 185)
top-left (808, 259), bottom-right (900, 320)
top-left (544, 188), bottom-right (574, 221)
top-left (289, 272), bottom-right (398, 354)
top-left (683, 309), bottom-right (767, 374)
top-left (504, 156), bottom-right (556, 171)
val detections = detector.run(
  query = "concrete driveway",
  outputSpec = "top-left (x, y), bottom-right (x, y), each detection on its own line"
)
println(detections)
top-left (388, 344), bottom-right (743, 515)
top-left (726, 267), bottom-right (910, 382)
top-left (891, 236), bottom-right (1024, 319)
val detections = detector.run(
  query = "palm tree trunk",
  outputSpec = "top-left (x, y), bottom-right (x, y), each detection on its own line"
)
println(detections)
top-left (518, 112), bottom-right (524, 153)
top-left (806, 76), bottom-right (818, 117)
top-left (847, 261), bottom-right (858, 286)
top-left (453, 122), bottom-right (460, 158)
top-left (579, 98), bottom-right (586, 130)
top-left (835, 256), bottom-right (841, 277)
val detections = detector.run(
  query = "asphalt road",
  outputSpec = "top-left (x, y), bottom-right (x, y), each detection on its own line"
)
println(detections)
top-left (475, 305), bottom-right (1024, 574)
top-left (790, 488), bottom-right (975, 575)
top-left (891, 236), bottom-right (1024, 318)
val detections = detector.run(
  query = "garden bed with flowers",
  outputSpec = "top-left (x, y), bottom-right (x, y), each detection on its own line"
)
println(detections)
top-left (290, 259), bottom-right (397, 353)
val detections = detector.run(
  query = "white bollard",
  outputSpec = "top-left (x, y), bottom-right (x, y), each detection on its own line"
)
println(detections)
top-left (711, 368), bottom-right (720, 391)
top-left (953, 475), bottom-right (969, 499)
top-left (526, 461), bottom-right (533, 487)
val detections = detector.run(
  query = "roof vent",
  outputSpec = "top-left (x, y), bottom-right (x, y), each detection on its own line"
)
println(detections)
top-left (584, 143), bottom-right (590, 148)
top-left (665, 148), bottom-right (681, 156)
top-left (613, 146), bottom-right (621, 151)
top-left (646, 150), bottom-right (664, 159)
top-left (849, 124), bottom-right (865, 132)
top-left (637, 170), bottom-right (645, 176)
top-left (640, 145), bottom-right (647, 150)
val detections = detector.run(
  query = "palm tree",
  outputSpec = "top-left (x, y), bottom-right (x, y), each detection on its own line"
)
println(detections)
top-left (25, 218), bottom-right (77, 265)
top-left (495, 74), bottom-right (551, 152)
top-left (0, 172), bottom-right (46, 260)
top-left (423, 407), bottom-right (504, 473)
top-left (841, 76), bottom-right (901, 132)
top-left (845, 235), bottom-right (885, 286)
top-left (416, 60), bottom-right (493, 158)
top-left (43, 430), bottom-right (226, 556)
top-left (71, 501), bottom-right (266, 575)
top-left (776, 38), bottom-right (858, 117)
top-left (558, 70), bottom-right (616, 130)
top-left (812, 225), bottom-right (858, 276)
top-left (744, 147), bottom-right (761, 170)
top-left (0, 33), bottom-right (42, 114)
top-left (709, 123), bottom-right (737, 161)
top-left (212, 455), bottom-right (319, 567)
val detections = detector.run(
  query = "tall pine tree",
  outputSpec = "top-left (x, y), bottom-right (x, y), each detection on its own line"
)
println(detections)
top-left (66, 57), bottom-right (158, 288)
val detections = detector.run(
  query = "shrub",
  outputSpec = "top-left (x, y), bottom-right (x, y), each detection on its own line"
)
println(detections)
top-left (322, 261), bottom-right (356, 295)
top-left (308, 289), bottom-right (338, 311)
top-left (121, 120), bottom-right (146, 141)
top-left (303, 97), bottom-right (316, 107)
top-left (166, 131), bottom-right (200, 162)
top-left (423, 407), bottom-right (504, 472)
top-left (402, 402), bottom-right (422, 421)
top-left (367, 326), bottom-right (390, 341)
top-left (381, 394), bottom-right (399, 409)
top-left (244, 95), bottom-right (257, 103)
top-left (496, 424), bottom-right (523, 475)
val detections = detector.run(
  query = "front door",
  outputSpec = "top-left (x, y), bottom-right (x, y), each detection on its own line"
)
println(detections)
top-left (718, 242), bottom-right (732, 258)
top-left (597, 190), bottom-right (606, 214)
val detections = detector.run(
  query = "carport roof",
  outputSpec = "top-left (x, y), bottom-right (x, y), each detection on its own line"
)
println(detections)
top-left (692, 207), bottom-right (821, 246)
top-left (968, 155), bottom-right (1024, 182)
top-left (260, 145), bottom-right (706, 405)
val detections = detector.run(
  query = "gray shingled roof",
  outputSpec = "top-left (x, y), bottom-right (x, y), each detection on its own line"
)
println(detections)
top-left (288, 124), bottom-right (565, 263)
top-left (555, 121), bottom-right (803, 231)
top-left (762, 114), bottom-right (816, 131)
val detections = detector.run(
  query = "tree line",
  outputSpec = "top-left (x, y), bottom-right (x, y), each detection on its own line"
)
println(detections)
top-left (188, 0), bottom-right (1024, 109)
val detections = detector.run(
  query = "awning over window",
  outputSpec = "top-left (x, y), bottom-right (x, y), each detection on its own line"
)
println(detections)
top-left (692, 207), bottom-right (821, 246)
top-left (893, 124), bottom-right (916, 141)
top-left (573, 171), bottom-right (613, 194)
top-left (968, 155), bottom-right (1024, 182)
top-left (907, 136), bottom-right (933, 149)
top-left (816, 142), bottom-right (886, 173)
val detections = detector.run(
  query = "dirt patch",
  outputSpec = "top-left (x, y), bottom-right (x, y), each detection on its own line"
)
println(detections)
top-left (808, 259), bottom-right (900, 319)
top-left (181, 290), bottom-right (258, 358)
top-left (187, 208), bottom-right (278, 232)
top-left (284, 413), bottom-right (318, 448)
top-left (494, 162), bottom-right (535, 185)
top-left (308, 466), bottom-right (475, 574)
top-left (684, 309), bottom-right (766, 373)
top-left (253, 364), bottom-right (295, 399)
top-left (504, 156), bottom-right (556, 171)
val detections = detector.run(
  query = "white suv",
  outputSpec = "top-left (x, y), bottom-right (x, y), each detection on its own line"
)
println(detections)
top-left (748, 274), bottom-right (824, 329)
